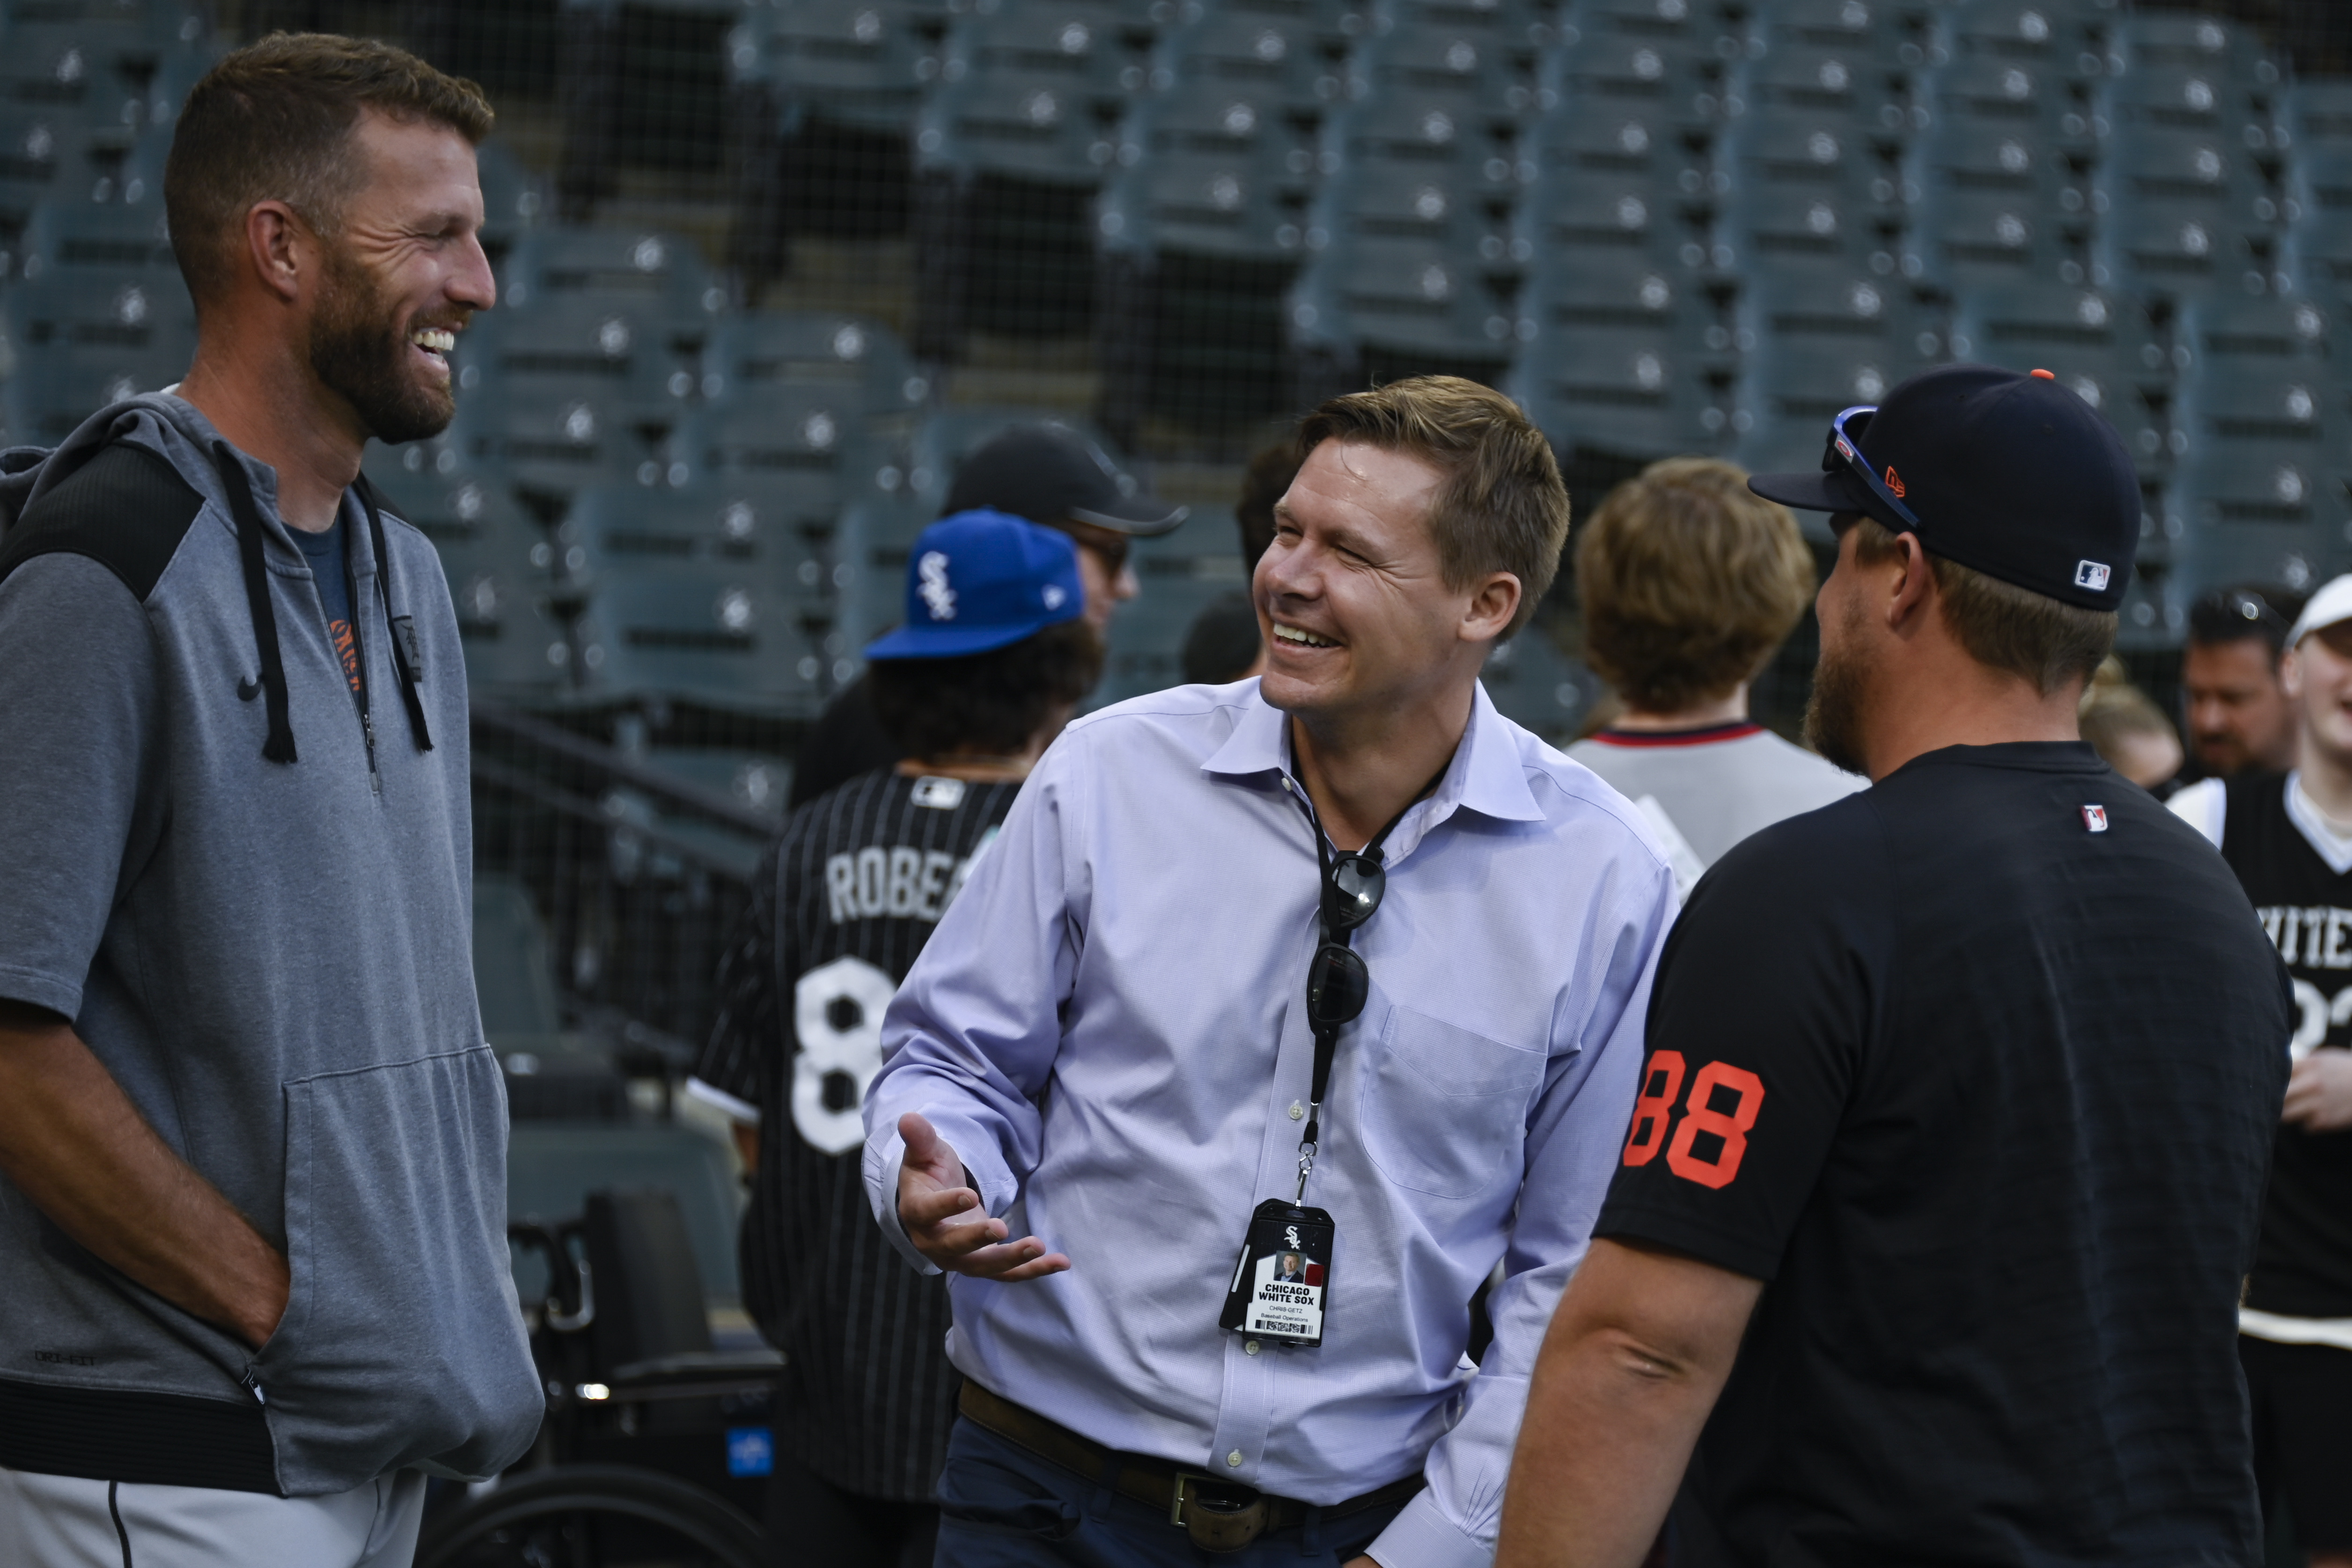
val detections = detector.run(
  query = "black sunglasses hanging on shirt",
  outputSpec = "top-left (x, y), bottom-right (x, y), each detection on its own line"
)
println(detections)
top-left (1218, 755), bottom-right (1440, 1349)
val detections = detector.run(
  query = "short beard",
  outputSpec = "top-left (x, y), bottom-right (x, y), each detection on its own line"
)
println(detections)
top-left (308, 243), bottom-right (456, 445)
top-left (1803, 602), bottom-right (1872, 777)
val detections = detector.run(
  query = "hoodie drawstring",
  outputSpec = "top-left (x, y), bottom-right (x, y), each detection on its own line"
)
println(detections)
top-left (213, 441), bottom-right (298, 765)
top-left (351, 471), bottom-right (433, 754)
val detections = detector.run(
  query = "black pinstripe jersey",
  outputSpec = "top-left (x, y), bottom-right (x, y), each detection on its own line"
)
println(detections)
top-left (697, 766), bottom-right (1023, 1502)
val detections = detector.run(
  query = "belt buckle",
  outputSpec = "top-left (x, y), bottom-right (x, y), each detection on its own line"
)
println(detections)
top-left (1170, 1472), bottom-right (1270, 1554)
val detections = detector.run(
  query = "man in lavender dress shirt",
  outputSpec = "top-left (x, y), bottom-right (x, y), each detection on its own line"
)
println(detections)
top-left (861, 377), bottom-right (1676, 1568)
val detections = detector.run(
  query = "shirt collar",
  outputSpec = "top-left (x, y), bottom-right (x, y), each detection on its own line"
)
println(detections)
top-left (1202, 681), bottom-right (1544, 854)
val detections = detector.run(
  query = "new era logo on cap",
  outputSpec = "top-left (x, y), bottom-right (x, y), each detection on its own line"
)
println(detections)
top-left (2081, 804), bottom-right (2108, 833)
top-left (2074, 559), bottom-right (2111, 592)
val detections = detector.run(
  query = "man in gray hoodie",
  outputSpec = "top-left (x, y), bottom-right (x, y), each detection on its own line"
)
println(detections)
top-left (0, 35), bottom-right (541, 1567)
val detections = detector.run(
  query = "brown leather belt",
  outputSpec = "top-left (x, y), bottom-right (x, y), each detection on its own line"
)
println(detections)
top-left (957, 1380), bottom-right (1424, 1554)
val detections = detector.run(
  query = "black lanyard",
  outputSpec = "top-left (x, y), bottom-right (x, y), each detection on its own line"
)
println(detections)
top-left (1280, 753), bottom-right (1446, 1200)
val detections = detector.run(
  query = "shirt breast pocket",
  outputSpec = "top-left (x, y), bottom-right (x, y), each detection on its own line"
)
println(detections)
top-left (1357, 1002), bottom-right (1547, 1199)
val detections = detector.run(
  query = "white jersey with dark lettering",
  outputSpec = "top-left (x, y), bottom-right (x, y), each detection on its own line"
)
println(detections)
top-left (688, 766), bottom-right (1022, 1501)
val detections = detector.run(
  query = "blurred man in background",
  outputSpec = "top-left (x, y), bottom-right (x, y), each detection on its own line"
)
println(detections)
top-left (1567, 456), bottom-right (1860, 893)
top-left (788, 424), bottom-right (1185, 807)
top-left (2169, 574), bottom-right (2352, 1568)
top-left (2079, 657), bottom-right (2184, 790)
top-left (691, 510), bottom-right (1102, 1568)
top-left (2182, 582), bottom-right (2305, 781)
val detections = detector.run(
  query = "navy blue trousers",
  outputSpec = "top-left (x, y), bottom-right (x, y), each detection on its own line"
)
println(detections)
top-left (932, 1418), bottom-right (1412, 1567)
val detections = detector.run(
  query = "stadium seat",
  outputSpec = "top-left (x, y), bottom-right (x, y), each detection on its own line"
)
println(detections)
top-left (0, 109), bottom-right (126, 231)
top-left (1147, 6), bottom-right (1335, 118)
top-left (1724, 37), bottom-right (1911, 150)
top-left (501, 225), bottom-right (728, 328)
top-left (699, 310), bottom-right (928, 420)
top-left (1096, 534), bottom-right (1250, 707)
top-left (434, 530), bottom-right (580, 699)
top-left (724, 0), bottom-right (931, 135)
top-left (15, 197), bottom-right (176, 281)
top-left (1755, 0), bottom-right (1925, 72)
top-left (2287, 79), bottom-right (2352, 152)
top-left (367, 464), bottom-right (549, 561)
top-left (1932, 0), bottom-right (2112, 76)
top-left (560, 477), bottom-right (837, 604)
top-left (572, 558), bottom-right (832, 716)
top-left (1313, 89), bottom-right (1515, 196)
top-left (1507, 326), bottom-right (1720, 465)
top-left (1338, 20), bottom-right (1535, 126)
top-left (2105, 11), bottom-right (2278, 94)
top-left (1899, 188), bottom-right (2075, 293)
top-left (474, 136), bottom-right (550, 261)
top-left (0, 333), bottom-right (191, 443)
top-left (672, 393), bottom-right (868, 484)
top-left (2164, 363), bottom-right (2351, 605)
top-left (1514, 247), bottom-right (1719, 367)
top-left (1112, 82), bottom-right (1318, 195)
top-left (1913, 54), bottom-right (2100, 156)
top-left (1537, 29), bottom-right (1725, 132)
top-left (3, 268), bottom-right (191, 353)
top-left (2088, 128), bottom-right (2271, 296)
top-left (1094, 148), bottom-right (1305, 436)
top-left (460, 295), bottom-right (693, 427)
top-left (1286, 233), bottom-right (1513, 391)
top-left (475, 873), bottom-right (566, 1038)
top-left (449, 390), bottom-right (653, 506)
top-left (1510, 162), bottom-right (1699, 270)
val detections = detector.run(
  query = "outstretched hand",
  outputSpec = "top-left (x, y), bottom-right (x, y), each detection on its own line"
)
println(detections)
top-left (896, 1112), bottom-right (1070, 1281)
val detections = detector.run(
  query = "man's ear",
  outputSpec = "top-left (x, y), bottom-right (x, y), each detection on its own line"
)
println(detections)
top-left (1462, 571), bottom-right (1521, 644)
top-left (2283, 646), bottom-right (2306, 700)
top-left (243, 200), bottom-right (309, 305)
top-left (1883, 532), bottom-right (1934, 634)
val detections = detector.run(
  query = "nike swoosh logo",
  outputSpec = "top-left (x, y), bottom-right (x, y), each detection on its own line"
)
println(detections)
top-left (237, 676), bottom-right (262, 701)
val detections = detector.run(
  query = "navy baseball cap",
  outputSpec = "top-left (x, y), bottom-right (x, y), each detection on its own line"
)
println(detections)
top-left (944, 423), bottom-right (1190, 537)
top-left (864, 509), bottom-right (1086, 660)
top-left (1747, 363), bottom-right (2141, 612)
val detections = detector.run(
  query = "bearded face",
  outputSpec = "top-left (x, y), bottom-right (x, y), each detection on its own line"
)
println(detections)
top-left (306, 237), bottom-right (466, 446)
top-left (1803, 585), bottom-right (1872, 777)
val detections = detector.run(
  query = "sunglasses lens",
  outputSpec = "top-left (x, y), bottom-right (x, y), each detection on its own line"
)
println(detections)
top-left (1308, 944), bottom-right (1369, 1027)
top-left (1326, 855), bottom-right (1385, 932)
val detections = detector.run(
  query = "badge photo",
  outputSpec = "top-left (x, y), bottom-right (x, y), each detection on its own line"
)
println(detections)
top-left (1218, 1200), bottom-right (1335, 1348)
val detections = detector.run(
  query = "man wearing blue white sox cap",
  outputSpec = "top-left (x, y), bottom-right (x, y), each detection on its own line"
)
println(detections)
top-left (685, 506), bottom-right (1099, 1568)
top-left (1501, 363), bottom-right (2293, 1568)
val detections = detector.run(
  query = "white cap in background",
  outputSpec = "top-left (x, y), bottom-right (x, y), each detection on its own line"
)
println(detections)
top-left (2287, 575), bottom-right (2352, 649)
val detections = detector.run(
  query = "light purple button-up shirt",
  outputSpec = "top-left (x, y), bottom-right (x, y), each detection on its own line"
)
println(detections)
top-left (863, 679), bottom-right (1673, 1567)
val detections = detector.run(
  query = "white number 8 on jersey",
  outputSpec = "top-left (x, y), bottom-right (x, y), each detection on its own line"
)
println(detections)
top-left (792, 955), bottom-right (897, 1155)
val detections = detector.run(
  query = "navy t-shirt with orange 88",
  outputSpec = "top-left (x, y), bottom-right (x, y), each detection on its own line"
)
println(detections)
top-left (290, 514), bottom-right (362, 699)
top-left (1595, 742), bottom-right (2291, 1568)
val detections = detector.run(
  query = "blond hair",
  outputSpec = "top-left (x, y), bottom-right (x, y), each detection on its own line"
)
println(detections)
top-left (1295, 376), bottom-right (1569, 637)
top-left (1577, 457), bottom-right (1816, 713)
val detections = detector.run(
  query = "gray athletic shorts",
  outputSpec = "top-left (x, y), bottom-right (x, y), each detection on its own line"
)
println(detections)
top-left (0, 1465), bottom-right (425, 1568)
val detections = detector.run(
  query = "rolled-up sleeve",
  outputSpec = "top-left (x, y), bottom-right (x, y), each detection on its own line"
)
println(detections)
top-left (1370, 854), bottom-right (1674, 1568)
top-left (862, 734), bottom-right (1090, 1273)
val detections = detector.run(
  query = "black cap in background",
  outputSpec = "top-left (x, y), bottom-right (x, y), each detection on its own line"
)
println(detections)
top-left (1747, 362), bottom-right (2141, 612)
top-left (945, 424), bottom-right (1190, 537)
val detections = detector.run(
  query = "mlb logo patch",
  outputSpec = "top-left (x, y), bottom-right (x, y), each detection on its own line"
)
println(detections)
top-left (2074, 559), bottom-right (2112, 592)
top-left (2081, 804), bottom-right (2109, 833)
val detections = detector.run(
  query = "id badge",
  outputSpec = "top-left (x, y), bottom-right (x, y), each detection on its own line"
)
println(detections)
top-left (1217, 1199), bottom-right (1335, 1347)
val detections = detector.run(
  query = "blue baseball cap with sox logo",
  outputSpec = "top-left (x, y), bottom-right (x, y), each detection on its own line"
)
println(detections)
top-left (1746, 362), bottom-right (2142, 613)
top-left (863, 508), bottom-right (1087, 660)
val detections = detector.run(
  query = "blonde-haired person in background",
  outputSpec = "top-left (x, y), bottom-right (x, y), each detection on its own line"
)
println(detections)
top-left (1567, 457), bottom-right (1861, 894)
top-left (2079, 657), bottom-right (2183, 790)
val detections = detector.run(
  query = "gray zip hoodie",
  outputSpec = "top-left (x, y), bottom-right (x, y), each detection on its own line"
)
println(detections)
top-left (0, 393), bottom-right (543, 1495)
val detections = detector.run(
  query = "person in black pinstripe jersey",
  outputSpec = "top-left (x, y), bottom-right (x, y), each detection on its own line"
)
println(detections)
top-left (688, 511), bottom-right (1103, 1568)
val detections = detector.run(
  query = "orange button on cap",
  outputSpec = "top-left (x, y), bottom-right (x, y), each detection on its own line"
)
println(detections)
top-left (2030, 368), bottom-right (2055, 379)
